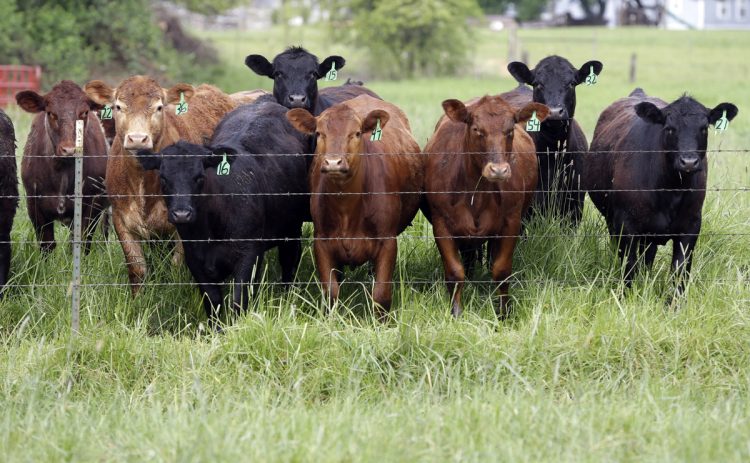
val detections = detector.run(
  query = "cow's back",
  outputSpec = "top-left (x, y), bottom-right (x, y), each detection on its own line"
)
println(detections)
top-left (317, 84), bottom-right (381, 116)
top-left (160, 84), bottom-right (236, 149)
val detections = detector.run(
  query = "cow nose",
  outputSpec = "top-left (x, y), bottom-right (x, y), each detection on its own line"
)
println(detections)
top-left (484, 162), bottom-right (511, 181)
top-left (548, 107), bottom-right (567, 120)
top-left (170, 209), bottom-right (194, 224)
top-left (321, 156), bottom-right (348, 174)
top-left (125, 133), bottom-right (152, 149)
top-left (678, 155), bottom-right (701, 172)
top-left (288, 94), bottom-right (307, 107)
top-left (59, 145), bottom-right (76, 156)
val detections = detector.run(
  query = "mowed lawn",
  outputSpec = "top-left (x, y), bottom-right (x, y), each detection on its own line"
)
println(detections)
top-left (1, 26), bottom-right (749, 461)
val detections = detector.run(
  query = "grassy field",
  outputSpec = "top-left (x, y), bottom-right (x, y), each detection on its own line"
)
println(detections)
top-left (1, 26), bottom-right (749, 461)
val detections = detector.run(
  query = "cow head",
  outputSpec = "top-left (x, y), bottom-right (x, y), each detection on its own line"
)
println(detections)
top-left (16, 80), bottom-right (102, 157)
top-left (136, 141), bottom-right (231, 224)
top-left (635, 96), bottom-right (738, 174)
top-left (442, 96), bottom-right (549, 183)
top-left (286, 105), bottom-right (387, 181)
top-left (245, 47), bottom-right (345, 112)
top-left (508, 56), bottom-right (602, 121)
top-left (85, 76), bottom-right (195, 153)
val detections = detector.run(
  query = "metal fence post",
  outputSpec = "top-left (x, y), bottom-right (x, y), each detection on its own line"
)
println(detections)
top-left (71, 119), bottom-right (84, 335)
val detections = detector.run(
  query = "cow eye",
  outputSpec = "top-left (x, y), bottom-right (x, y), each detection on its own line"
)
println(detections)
top-left (665, 127), bottom-right (675, 136)
top-left (195, 175), bottom-right (205, 186)
top-left (355, 131), bottom-right (361, 138)
top-left (274, 71), bottom-right (283, 78)
top-left (536, 83), bottom-right (545, 90)
top-left (156, 105), bottom-right (163, 112)
top-left (115, 105), bottom-right (121, 111)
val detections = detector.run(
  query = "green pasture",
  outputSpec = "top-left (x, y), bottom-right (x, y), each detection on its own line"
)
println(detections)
top-left (1, 26), bottom-right (749, 461)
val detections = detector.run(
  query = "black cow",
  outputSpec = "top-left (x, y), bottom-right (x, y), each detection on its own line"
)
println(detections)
top-left (135, 100), bottom-right (311, 322)
top-left (505, 55), bottom-right (603, 224)
top-left (586, 88), bottom-right (738, 293)
top-left (0, 109), bottom-right (18, 296)
top-left (245, 46), bottom-right (379, 115)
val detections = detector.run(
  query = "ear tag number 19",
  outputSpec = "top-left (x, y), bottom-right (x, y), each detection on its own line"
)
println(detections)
top-left (217, 153), bottom-right (230, 176)
top-left (585, 65), bottom-right (597, 86)
top-left (526, 111), bottom-right (540, 132)
top-left (715, 110), bottom-right (729, 134)
top-left (176, 92), bottom-right (188, 116)
top-left (370, 118), bottom-right (382, 141)
top-left (325, 62), bottom-right (337, 81)
top-left (100, 104), bottom-right (113, 120)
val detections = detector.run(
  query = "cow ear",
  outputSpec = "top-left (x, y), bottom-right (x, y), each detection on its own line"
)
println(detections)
top-left (708, 102), bottom-right (738, 125)
top-left (286, 108), bottom-right (317, 134)
top-left (516, 102), bottom-right (550, 124)
top-left (15, 91), bottom-right (46, 113)
top-left (362, 109), bottom-right (389, 133)
top-left (575, 60), bottom-right (603, 85)
top-left (245, 54), bottom-right (274, 78)
top-left (165, 84), bottom-right (195, 105)
top-left (84, 80), bottom-right (114, 106)
top-left (442, 99), bottom-right (469, 124)
top-left (507, 62), bottom-right (534, 85)
top-left (318, 56), bottom-right (346, 79)
top-left (135, 149), bottom-right (162, 171)
top-left (635, 102), bottom-right (665, 125)
top-left (204, 147), bottom-right (238, 168)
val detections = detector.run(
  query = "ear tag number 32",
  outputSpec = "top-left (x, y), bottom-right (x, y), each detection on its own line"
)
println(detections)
top-left (217, 153), bottom-right (230, 176)
top-left (100, 104), bottom-right (113, 120)
top-left (176, 92), bottom-right (188, 116)
top-left (526, 111), bottom-right (540, 132)
top-left (585, 65), bottom-right (598, 86)
top-left (325, 62), bottom-right (337, 81)
top-left (370, 119), bottom-right (383, 141)
top-left (715, 110), bottom-right (729, 134)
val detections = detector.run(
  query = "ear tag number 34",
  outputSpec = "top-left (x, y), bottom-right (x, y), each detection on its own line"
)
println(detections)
top-left (100, 104), bottom-right (113, 120)
top-left (526, 111), bottom-right (540, 132)
top-left (715, 110), bottom-right (729, 134)
top-left (325, 62), bottom-right (337, 81)
top-left (370, 118), bottom-right (383, 141)
top-left (217, 153), bottom-right (230, 176)
top-left (176, 92), bottom-right (188, 116)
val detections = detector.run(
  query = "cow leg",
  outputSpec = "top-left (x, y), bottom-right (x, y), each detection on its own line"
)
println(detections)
top-left (372, 239), bottom-right (397, 321)
top-left (80, 202), bottom-right (96, 255)
top-left (0, 234), bottom-right (11, 296)
top-left (491, 221), bottom-right (522, 320)
top-left (561, 151), bottom-right (584, 225)
top-left (433, 221), bottom-right (465, 317)
top-left (618, 235), bottom-right (639, 288)
top-left (642, 239), bottom-right (658, 269)
top-left (198, 282), bottom-right (224, 326)
top-left (314, 242), bottom-right (339, 313)
top-left (172, 238), bottom-right (185, 266)
top-left (113, 214), bottom-right (146, 295)
top-left (278, 230), bottom-right (302, 285)
top-left (232, 251), bottom-right (263, 314)
top-left (28, 198), bottom-right (55, 254)
top-left (671, 234), bottom-right (698, 297)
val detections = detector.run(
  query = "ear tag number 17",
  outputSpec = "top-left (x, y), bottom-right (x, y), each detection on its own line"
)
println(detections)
top-left (176, 92), bottom-right (188, 116)
top-left (526, 111), bottom-right (540, 132)
top-left (715, 110), bottom-right (729, 134)
top-left (100, 104), bottom-right (113, 120)
top-left (217, 153), bottom-right (230, 176)
top-left (325, 62), bottom-right (337, 81)
top-left (370, 119), bottom-right (382, 141)
top-left (585, 65), bottom-right (597, 86)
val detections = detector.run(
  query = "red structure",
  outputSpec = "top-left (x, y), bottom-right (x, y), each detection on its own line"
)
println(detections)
top-left (0, 65), bottom-right (42, 107)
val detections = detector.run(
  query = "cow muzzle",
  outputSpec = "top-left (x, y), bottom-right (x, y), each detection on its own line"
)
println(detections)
top-left (676, 154), bottom-right (702, 173)
top-left (288, 94), bottom-right (308, 108)
top-left (57, 144), bottom-right (77, 157)
top-left (321, 155), bottom-right (349, 175)
top-left (124, 133), bottom-right (153, 152)
top-left (546, 106), bottom-right (568, 120)
top-left (169, 208), bottom-right (195, 224)
top-left (482, 162), bottom-right (512, 182)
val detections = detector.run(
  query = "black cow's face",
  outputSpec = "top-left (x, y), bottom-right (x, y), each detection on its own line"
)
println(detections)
top-left (508, 56), bottom-right (602, 121)
top-left (245, 47), bottom-right (345, 112)
top-left (635, 97), bottom-right (738, 174)
top-left (136, 142), bottom-right (225, 225)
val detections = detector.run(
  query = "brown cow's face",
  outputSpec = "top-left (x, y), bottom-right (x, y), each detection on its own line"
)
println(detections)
top-left (85, 77), bottom-right (194, 153)
top-left (16, 80), bottom-right (100, 157)
top-left (443, 96), bottom-right (548, 183)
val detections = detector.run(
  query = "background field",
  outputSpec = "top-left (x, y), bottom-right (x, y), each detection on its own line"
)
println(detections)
top-left (1, 26), bottom-right (749, 461)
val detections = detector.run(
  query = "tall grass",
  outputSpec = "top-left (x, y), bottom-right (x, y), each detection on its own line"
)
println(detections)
top-left (1, 27), bottom-right (748, 461)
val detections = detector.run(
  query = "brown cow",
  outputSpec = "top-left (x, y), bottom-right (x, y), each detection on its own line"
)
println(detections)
top-left (423, 95), bottom-right (547, 318)
top-left (84, 76), bottom-right (236, 293)
top-left (286, 94), bottom-right (423, 318)
top-left (16, 80), bottom-right (109, 254)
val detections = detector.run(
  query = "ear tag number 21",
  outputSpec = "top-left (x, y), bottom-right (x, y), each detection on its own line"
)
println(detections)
top-left (715, 110), bottom-right (729, 134)
top-left (526, 111), bottom-right (540, 132)
top-left (176, 92), bottom-right (188, 116)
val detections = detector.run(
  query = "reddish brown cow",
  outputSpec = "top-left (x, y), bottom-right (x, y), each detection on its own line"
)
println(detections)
top-left (287, 94), bottom-right (423, 318)
top-left (84, 76), bottom-right (236, 293)
top-left (16, 80), bottom-right (109, 253)
top-left (423, 95), bottom-right (547, 318)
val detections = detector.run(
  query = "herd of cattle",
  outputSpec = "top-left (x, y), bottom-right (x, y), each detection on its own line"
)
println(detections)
top-left (0, 46), bottom-right (739, 323)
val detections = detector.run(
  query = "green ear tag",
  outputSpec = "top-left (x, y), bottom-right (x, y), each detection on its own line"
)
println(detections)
top-left (525, 111), bottom-right (540, 132)
top-left (585, 65), bottom-right (598, 86)
top-left (370, 118), bottom-right (382, 141)
top-left (176, 92), bottom-right (188, 115)
top-left (217, 153), bottom-right (230, 176)
top-left (715, 110), bottom-right (729, 134)
top-left (100, 104), bottom-right (113, 120)
top-left (325, 62), bottom-right (337, 81)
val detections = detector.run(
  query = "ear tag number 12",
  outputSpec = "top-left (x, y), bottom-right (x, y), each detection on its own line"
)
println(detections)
top-left (370, 119), bottom-right (382, 141)
top-left (176, 92), bottom-right (188, 116)
top-left (217, 153), bottom-right (230, 176)
top-left (715, 110), bottom-right (729, 134)
top-left (100, 104), bottom-right (113, 120)
top-left (585, 65), bottom-right (598, 86)
top-left (325, 62), bottom-right (337, 81)
top-left (526, 111), bottom-right (540, 132)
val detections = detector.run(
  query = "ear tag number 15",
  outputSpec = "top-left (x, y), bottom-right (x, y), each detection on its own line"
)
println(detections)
top-left (325, 62), bottom-right (337, 81)
top-left (370, 119), bottom-right (382, 141)
top-left (217, 153), bottom-right (230, 176)
top-left (176, 92), bottom-right (188, 116)
top-left (585, 65), bottom-right (598, 86)
top-left (715, 110), bottom-right (729, 134)
top-left (100, 104), bottom-right (113, 120)
top-left (526, 111), bottom-right (540, 132)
